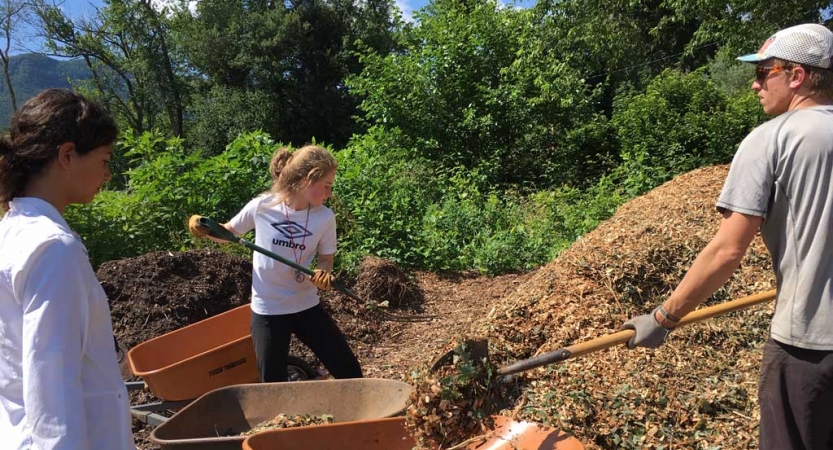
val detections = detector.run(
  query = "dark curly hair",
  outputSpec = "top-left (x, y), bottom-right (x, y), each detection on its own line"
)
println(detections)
top-left (0, 89), bottom-right (118, 206)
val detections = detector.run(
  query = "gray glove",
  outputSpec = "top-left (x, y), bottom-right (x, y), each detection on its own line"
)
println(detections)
top-left (621, 307), bottom-right (671, 349)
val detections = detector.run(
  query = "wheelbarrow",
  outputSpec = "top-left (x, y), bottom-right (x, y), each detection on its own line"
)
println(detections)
top-left (242, 415), bottom-right (585, 450)
top-left (149, 378), bottom-right (414, 450)
top-left (125, 303), bottom-right (317, 425)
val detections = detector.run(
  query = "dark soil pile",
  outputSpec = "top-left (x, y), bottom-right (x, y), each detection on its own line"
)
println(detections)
top-left (469, 165), bottom-right (776, 449)
top-left (353, 256), bottom-right (423, 309)
top-left (99, 249), bottom-right (253, 350)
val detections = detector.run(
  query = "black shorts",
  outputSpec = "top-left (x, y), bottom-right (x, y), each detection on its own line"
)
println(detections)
top-left (758, 338), bottom-right (833, 450)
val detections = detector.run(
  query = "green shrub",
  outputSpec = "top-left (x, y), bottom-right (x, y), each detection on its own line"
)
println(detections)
top-left (66, 130), bottom-right (279, 266)
top-left (611, 69), bottom-right (764, 196)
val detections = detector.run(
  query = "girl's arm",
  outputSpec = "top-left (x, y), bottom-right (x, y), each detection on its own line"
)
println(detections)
top-left (316, 253), bottom-right (334, 272)
top-left (19, 238), bottom-right (91, 448)
top-left (205, 223), bottom-right (237, 244)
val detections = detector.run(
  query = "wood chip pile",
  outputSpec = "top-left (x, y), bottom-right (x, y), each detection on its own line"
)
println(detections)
top-left (444, 165), bottom-right (775, 449)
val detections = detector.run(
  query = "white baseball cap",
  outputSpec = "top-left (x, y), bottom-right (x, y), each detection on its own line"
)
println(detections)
top-left (737, 23), bottom-right (833, 69)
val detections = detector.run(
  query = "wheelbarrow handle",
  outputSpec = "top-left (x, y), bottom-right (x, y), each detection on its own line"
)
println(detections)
top-left (497, 289), bottom-right (777, 376)
top-left (197, 216), bottom-right (364, 302)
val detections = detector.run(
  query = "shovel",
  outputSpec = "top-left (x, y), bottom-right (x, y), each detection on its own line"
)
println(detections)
top-left (196, 216), bottom-right (433, 322)
top-left (431, 289), bottom-right (777, 376)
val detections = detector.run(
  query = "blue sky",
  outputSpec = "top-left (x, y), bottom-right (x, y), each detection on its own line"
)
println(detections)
top-left (13, 0), bottom-right (536, 54)
top-left (50, 0), bottom-right (537, 25)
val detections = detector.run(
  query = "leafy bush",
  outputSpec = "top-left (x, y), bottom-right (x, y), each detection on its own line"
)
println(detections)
top-left (66, 130), bottom-right (277, 266)
top-left (611, 69), bottom-right (764, 196)
top-left (330, 127), bottom-right (440, 271)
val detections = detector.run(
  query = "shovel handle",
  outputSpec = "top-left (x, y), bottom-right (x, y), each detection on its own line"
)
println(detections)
top-left (497, 289), bottom-right (777, 376)
top-left (197, 216), bottom-right (365, 302)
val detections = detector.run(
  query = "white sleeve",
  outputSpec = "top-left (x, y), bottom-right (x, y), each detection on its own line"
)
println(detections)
top-left (18, 237), bottom-right (90, 449)
top-left (318, 213), bottom-right (337, 255)
top-left (227, 196), bottom-right (264, 235)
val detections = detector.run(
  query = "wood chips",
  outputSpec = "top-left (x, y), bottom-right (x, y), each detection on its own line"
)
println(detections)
top-left (409, 165), bottom-right (776, 449)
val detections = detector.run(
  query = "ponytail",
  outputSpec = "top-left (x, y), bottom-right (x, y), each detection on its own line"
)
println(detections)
top-left (269, 147), bottom-right (293, 184)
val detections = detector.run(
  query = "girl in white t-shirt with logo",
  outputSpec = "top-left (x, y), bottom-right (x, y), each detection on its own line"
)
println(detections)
top-left (189, 145), bottom-right (362, 382)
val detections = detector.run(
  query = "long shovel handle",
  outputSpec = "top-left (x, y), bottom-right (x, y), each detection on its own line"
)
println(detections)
top-left (497, 289), bottom-right (777, 376)
top-left (197, 216), bottom-right (366, 303)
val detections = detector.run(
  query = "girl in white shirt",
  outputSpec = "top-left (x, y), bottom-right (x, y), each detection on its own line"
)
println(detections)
top-left (0, 89), bottom-right (135, 449)
top-left (189, 145), bottom-right (362, 382)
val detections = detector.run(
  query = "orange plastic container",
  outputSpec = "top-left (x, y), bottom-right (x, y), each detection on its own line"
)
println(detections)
top-left (127, 304), bottom-right (259, 401)
top-left (242, 415), bottom-right (585, 450)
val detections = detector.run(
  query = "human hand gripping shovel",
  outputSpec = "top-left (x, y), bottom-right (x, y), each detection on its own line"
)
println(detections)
top-left (189, 215), bottom-right (433, 322)
top-left (431, 289), bottom-right (777, 377)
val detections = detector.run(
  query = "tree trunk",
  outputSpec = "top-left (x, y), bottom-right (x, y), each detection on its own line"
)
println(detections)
top-left (1, 53), bottom-right (16, 111)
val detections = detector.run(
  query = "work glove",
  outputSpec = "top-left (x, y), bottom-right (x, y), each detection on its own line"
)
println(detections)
top-left (187, 214), bottom-right (210, 238)
top-left (620, 307), bottom-right (671, 349)
top-left (310, 269), bottom-right (333, 291)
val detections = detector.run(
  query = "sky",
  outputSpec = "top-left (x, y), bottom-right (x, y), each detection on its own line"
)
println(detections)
top-left (39, 0), bottom-right (533, 24)
top-left (11, 0), bottom-right (536, 55)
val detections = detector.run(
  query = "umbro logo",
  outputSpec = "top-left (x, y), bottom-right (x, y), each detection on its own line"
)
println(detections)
top-left (270, 221), bottom-right (312, 240)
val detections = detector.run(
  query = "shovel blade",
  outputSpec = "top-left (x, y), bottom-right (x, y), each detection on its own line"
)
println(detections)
top-left (429, 338), bottom-right (489, 372)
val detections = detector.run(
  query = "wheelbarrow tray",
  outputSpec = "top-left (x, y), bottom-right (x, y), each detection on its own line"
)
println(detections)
top-left (243, 415), bottom-right (585, 450)
top-left (127, 304), bottom-right (259, 401)
top-left (150, 378), bottom-right (414, 450)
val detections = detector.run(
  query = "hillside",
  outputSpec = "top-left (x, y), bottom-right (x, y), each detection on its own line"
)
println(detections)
top-left (0, 53), bottom-right (91, 128)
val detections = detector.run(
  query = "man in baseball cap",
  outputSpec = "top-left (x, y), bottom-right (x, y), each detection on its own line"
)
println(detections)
top-left (622, 23), bottom-right (833, 450)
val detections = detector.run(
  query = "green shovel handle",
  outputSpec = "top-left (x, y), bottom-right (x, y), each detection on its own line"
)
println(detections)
top-left (196, 216), bottom-right (365, 301)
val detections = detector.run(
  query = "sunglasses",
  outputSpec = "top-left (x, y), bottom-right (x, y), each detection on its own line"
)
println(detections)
top-left (755, 65), bottom-right (791, 83)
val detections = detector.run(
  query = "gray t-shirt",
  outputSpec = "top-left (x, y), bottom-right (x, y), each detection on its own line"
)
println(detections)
top-left (717, 105), bottom-right (833, 350)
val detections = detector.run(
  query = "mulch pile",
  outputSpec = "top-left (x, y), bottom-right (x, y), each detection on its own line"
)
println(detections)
top-left (463, 164), bottom-right (775, 449)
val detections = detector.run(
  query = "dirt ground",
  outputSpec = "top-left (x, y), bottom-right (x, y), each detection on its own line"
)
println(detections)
top-left (101, 250), bottom-right (528, 449)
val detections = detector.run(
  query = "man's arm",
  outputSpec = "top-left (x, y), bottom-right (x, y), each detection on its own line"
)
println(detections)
top-left (657, 209), bottom-right (763, 327)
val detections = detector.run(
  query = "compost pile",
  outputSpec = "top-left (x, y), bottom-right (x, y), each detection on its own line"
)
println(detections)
top-left (465, 165), bottom-right (775, 449)
top-left (352, 255), bottom-right (423, 309)
top-left (240, 413), bottom-right (335, 436)
top-left (404, 339), bottom-right (499, 449)
top-left (99, 249), bottom-right (253, 350)
top-left (99, 250), bottom-right (393, 358)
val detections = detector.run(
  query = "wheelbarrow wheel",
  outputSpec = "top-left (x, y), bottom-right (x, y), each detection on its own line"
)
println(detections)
top-left (286, 356), bottom-right (316, 381)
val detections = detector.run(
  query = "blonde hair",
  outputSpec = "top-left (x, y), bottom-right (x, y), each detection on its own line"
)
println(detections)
top-left (268, 145), bottom-right (337, 198)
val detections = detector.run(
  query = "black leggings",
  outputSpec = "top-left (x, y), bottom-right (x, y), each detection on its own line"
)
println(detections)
top-left (250, 304), bottom-right (363, 382)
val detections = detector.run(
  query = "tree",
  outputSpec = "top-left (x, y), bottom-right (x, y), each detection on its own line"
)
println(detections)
top-left (174, 0), bottom-right (400, 150)
top-left (1, 0), bottom-right (28, 112)
top-left (349, 0), bottom-right (613, 189)
top-left (35, 0), bottom-right (185, 136)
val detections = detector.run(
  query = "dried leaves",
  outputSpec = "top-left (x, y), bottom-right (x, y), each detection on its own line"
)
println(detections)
top-left (239, 414), bottom-right (335, 436)
top-left (405, 339), bottom-right (498, 449)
